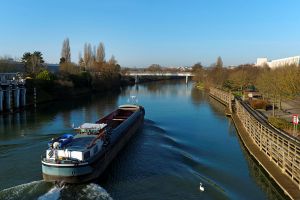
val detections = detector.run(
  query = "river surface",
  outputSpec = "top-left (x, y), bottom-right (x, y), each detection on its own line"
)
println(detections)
top-left (0, 80), bottom-right (288, 200)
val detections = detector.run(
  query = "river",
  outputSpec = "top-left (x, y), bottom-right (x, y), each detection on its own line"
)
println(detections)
top-left (0, 80), bottom-right (288, 200)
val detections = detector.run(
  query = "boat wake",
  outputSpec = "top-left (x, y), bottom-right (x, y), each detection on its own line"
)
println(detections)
top-left (0, 180), bottom-right (50, 200)
top-left (0, 181), bottom-right (112, 200)
top-left (143, 121), bottom-right (167, 134)
top-left (37, 186), bottom-right (62, 200)
top-left (74, 183), bottom-right (113, 200)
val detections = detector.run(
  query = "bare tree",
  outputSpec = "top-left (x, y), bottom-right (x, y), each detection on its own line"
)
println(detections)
top-left (92, 45), bottom-right (96, 64)
top-left (60, 62), bottom-right (80, 74)
top-left (256, 68), bottom-right (281, 116)
top-left (147, 64), bottom-right (162, 72)
top-left (216, 56), bottom-right (223, 68)
top-left (61, 38), bottom-right (71, 63)
top-left (83, 43), bottom-right (93, 70)
top-left (226, 65), bottom-right (260, 91)
top-left (108, 55), bottom-right (117, 66)
top-left (277, 65), bottom-right (300, 99)
top-left (78, 52), bottom-right (85, 70)
top-left (96, 42), bottom-right (105, 63)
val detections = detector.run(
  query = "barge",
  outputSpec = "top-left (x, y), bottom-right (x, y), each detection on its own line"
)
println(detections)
top-left (41, 104), bottom-right (145, 183)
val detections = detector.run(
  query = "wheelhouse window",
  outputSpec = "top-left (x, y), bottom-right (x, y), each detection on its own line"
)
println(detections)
top-left (84, 151), bottom-right (90, 160)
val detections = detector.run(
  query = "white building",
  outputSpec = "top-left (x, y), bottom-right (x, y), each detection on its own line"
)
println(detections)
top-left (256, 58), bottom-right (268, 66)
top-left (255, 56), bottom-right (300, 69)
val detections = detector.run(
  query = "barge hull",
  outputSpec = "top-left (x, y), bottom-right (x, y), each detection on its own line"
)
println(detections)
top-left (42, 114), bottom-right (144, 183)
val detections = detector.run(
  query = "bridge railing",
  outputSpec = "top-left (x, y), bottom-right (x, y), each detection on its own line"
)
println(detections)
top-left (0, 73), bottom-right (25, 85)
top-left (125, 72), bottom-right (193, 76)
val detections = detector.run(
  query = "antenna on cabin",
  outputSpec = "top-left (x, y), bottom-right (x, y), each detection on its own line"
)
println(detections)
top-left (128, 95), bottom-right (138, 105)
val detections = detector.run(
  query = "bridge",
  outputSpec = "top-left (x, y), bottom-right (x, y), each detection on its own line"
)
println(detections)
top-left (0, 73), bottom-right (26, 113)
top-left (125, 72), bottom-right (194, 84)
top-left (0, 73), bottom-right (25, 85)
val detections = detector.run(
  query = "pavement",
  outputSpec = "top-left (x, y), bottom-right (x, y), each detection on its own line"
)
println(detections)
top-left (256, 97), bottom-right (300, 137)
top-left (281, 97), bottom-right (300, 119)
top-left (258, 97), bottom-right (300, 122)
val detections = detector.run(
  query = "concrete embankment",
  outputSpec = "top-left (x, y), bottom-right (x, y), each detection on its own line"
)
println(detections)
top-left (209, 88), bottom-right (300, 200)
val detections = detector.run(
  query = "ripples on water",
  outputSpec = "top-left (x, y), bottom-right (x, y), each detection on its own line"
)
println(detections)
top-left (0, 80), bottom-right (289, 200)
top-left (0, 181), bottom-right (112, 200)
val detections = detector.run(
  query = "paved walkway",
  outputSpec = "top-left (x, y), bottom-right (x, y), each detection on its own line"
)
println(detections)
top-left (258, 97), bottom-right (300, 122)
top-left (281, 97), bottom-right (300, 119)
top-left (255, 97), bottom-right (300, 138)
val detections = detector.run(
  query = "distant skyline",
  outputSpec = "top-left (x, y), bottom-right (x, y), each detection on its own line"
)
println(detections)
top-left (1, 0), bottom-right (300, 67)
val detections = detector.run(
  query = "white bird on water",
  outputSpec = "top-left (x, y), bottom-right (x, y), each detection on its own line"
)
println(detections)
top-left (199, 182), bottom-right (204, 192)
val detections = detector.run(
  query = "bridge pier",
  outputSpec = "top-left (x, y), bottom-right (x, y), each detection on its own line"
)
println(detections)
top-left (0, 85), bottom-right (27, 113)
top-left (0, 73), bottom-right (26, 114)
top-left (135, 75), bottom-right (139, 84)
top-left (5, 87), bottom-right (12, 112)
top-left (20, 87), bottom-right (26, 107)
top-left (14, 86), bottom-right (20, 109)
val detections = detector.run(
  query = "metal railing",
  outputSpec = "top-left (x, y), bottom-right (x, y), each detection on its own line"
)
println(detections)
top-left (236, 99), bottom-right (300, 189)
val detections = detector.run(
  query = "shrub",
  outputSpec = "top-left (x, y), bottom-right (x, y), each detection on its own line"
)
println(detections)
top-left (59, 62), bottom-right (80, 74)
top-left (249, 99), bottom-right (268, 109)
top-left (233, 91), bottom-right (242, 97)
top-left (55, 79), bottom-right (74, 88)
top-left (36, 70), bottom-right (54, 80)
top-left (268, 116), bottom-right (292, 131)
top-left (69, 72), bottom-right (92, 88)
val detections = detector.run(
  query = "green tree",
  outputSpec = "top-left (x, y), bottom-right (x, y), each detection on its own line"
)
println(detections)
top-left (191, 62), bottom-right (204, 83)
top-left (22, 51), bottom-right (44, 74)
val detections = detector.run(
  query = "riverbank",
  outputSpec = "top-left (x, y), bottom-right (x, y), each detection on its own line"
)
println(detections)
top-left (209, 88), bottom-right (300, 200)
top-left (23, 75), bottom-right (183, 107)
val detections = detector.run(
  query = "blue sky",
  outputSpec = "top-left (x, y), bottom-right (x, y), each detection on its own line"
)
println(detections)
top-left (0, 0), bottom-right (300, 67)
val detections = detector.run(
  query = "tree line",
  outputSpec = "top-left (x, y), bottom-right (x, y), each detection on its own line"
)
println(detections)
top-left (0, 38), bottom-right (121, 91)
top-left (192, 56), bottom-right (300, 116)
top-left (58, 38), bottom-right (121, 90)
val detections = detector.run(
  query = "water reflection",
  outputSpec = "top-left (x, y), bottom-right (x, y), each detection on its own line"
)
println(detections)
top-left (190, 87), bottom-right (207, 106)
top-left (0, 112), bottom-right (28, 140)
top-left (0, 92), bottom-right (120, 142)
top-left (239, 139), bottom-right (288, 200)
top-left (142, 79), bottom-right (186, 96)
top-left (225, 109), bottom-right (288, 199)
top-left (208, 96), bottom-right (227, 117)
